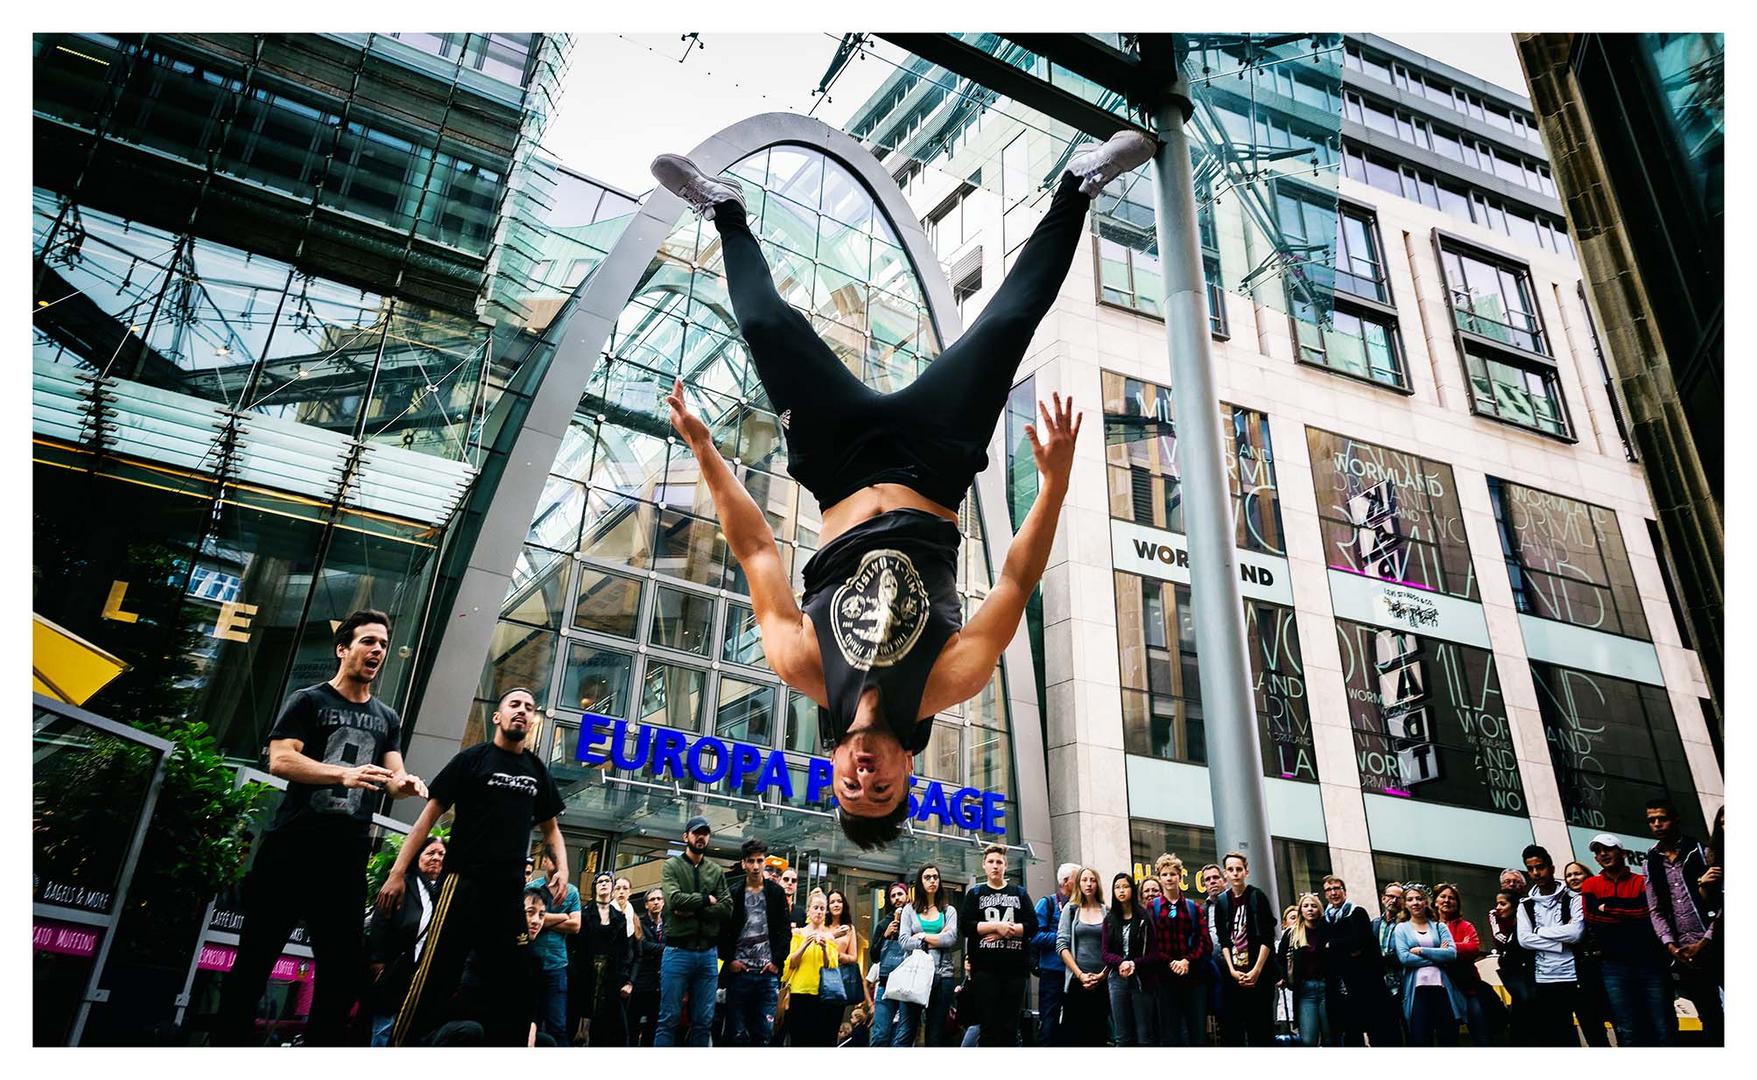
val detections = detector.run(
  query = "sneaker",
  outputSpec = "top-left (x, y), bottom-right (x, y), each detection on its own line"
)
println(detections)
top-left (1065, 130), bottom-right (1157, 196)
top-left (650, 153), bottom-right (746, 220)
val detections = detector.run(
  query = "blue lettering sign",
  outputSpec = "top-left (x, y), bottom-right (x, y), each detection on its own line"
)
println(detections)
top-left (574, 716), bottom-right (1007, 835)
top-left (688, 736), bottom-right (729, 784)
top-left (806, 758), bottom-right (832, 804)
top-left (579, 718), bottom-right (612, 765)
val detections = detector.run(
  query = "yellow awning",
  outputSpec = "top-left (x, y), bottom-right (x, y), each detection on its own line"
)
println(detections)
top-left (32, 614), bottom-right (130, 706)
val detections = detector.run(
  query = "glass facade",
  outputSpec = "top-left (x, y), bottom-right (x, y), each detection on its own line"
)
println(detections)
top-left (1531, 662), bottom-right (1701, 838)
top-left (31, 32), bottom-right (569, 758)
top-left (1487, 478), bottom-right (1649, 639)
top-left (1116, 573), bottom-right (1313, 782)
top-left (1306, 428), bottom-right (1478, 600)
top-left (1103, 371), bottom-right (1286, 556)
top-left (488, 146), bottom-right (1019, 849)
top-left (1337, 618), bottom-right (1525, 815)
top-left (1128, 819), bottom-right (1329, 910)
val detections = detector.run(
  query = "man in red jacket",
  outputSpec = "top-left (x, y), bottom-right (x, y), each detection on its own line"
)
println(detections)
top-left (1581, 834), bottom-right (1675, 1045)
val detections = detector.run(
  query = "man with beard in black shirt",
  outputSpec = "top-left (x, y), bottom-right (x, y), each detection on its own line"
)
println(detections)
top-left (379, 687), bottom-right (569, 1045)
top-left (212, 609), bottom-right (428, 1046)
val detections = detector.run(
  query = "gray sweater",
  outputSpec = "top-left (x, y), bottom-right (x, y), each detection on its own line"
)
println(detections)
top-left (1057, 902), bottom-right (1108, 988)
top-left (899, 901), bottom-right (960, 978)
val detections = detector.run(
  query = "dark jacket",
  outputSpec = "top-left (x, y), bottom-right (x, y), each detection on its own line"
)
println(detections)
top-left (635, 913), bottom-right (667, 993)
top-left (573, 902), bottom-right (630, 1005)
top-left (1320, 903), bottom-right (1390, 1005)
top-left (364, 868), bottom-right (441, 1012)
top-left (661, 853), bottom-right (730, 950)
top-left (1275, 918), bottom-right (1331, 985)
top-left (1644, 836), bottom-right (1721, 946)
top-left (719, 878), bottom-right (792, 972)
top-left (1212, 884), bottom-right (1277, 973)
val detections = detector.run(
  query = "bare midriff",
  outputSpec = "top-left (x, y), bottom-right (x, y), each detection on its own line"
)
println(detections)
top-left (817, 483), bottom-right (958, 548)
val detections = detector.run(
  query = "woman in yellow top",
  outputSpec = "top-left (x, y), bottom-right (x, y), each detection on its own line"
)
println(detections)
top-left (784, 892), bottom-right (841, 1046)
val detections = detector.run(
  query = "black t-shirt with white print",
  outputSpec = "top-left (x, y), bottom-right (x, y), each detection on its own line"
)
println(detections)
top-left (265, 682), bottom-right (402, 836)
top-left (428, 741), bottom-right (565, 877)
top-left (958, 880), bottom-right (1038, 977)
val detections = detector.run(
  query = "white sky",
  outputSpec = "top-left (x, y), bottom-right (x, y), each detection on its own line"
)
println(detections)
top-left (542, 32), bottom-right (1527, 194)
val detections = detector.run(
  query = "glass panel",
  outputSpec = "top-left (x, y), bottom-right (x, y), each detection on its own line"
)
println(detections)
top-left (722, 601), bottom-right (768, 669)
top-left (580, 490), bottom-right (656, 570)
top-left (784, 690), bottom-right (820, 754)
top-left (572, 566), bottom-right (642, 639)
top-left (639, 660), bottom-right (706, 733)
top-left (968, 725), bottom-right (1011, 793)
top-left (502, 545), bottom-right (567, 630)
top-left (649, 585), bottom-right (714, 656)
top-left (714, 676), bottom-right (775, 745)
top-left (922, 721), bottom-right (962, 784)
top-left (480, 620), bottom-right (556, 709)
top-left (562, 642), bottom-right (635, 718)
top-left (528, 476), bottom-right (586, 551)
top-left (652, 508), bottom-right (729, 588)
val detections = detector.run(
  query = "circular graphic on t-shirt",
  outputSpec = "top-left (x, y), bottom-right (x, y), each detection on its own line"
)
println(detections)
top-left (829, 548), bottom-right (930, 671)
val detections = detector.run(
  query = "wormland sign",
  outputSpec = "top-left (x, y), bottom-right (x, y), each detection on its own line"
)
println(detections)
top-left (574, 715), bottom-right (1008, 835)
top-left (1110, 519), bottom-right (1294, 606)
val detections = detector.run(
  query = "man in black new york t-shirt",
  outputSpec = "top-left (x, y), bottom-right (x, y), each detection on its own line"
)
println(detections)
top-left (378, 686), bottom-right (569, 1046)
top-left (213, 609), bottom-right (430, 1046)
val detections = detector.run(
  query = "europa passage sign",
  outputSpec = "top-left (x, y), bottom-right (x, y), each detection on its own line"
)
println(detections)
top-left (574, 715), bottom-right (1008, 835)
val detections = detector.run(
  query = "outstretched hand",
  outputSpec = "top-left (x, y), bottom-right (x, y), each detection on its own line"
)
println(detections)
top-left (1024, 391), bottom-right (1082, 489)
top-left (665, 377), bottom-right (711, 450)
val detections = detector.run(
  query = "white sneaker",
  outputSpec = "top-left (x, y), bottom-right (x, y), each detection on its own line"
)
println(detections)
top-left (650, 154), bottom-right (747, 220)
top-left (1065, 130), bottom-right (1157, 196)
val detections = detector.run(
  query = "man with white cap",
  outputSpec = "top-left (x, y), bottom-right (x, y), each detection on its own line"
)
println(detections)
top-left (1578, 833), bottom-right (1674, 1045)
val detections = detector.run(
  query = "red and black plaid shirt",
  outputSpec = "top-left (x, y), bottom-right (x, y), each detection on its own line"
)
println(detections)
top-left (1150, 895), bottom-right (1211, 968)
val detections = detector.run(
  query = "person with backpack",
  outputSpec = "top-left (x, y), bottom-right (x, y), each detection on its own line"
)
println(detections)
top-left (1146, 856), bottom-right (1211, 1046)
top-left (1515, 844), bottom-right (1586, 1046)
top-left (1644, 797), bottom-right (1723, 1045)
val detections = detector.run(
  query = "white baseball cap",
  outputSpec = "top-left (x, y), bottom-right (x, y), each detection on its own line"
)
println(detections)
top-left (1588, 833), bottom-right (1624, 851)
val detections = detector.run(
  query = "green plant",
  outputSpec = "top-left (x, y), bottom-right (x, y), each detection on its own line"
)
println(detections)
top-left (114, 717), bottom-right (269, 967)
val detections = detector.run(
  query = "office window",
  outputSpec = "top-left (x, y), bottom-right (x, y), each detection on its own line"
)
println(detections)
top-left (1336, 205), bottom-right (1389, 302)
top-left (1488, 477), bottom-right (1650, 638)
top-left (1532, 662), bottom-right (1702, 838)
top-left (1462, 345), bottom-right (1570, 437)
top-left (1115, 573), bottom-right (1314, 782)
top-left (1297, 305), bottom-right (1405, 388)
top-left (1439, 245), bottom-right (1549, 355)
top-left (1093, 220), bottom-right (1228, 337)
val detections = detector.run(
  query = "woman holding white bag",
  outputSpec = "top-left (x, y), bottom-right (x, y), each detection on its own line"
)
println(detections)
top-left (895, 863), bottom-right (961, 1045)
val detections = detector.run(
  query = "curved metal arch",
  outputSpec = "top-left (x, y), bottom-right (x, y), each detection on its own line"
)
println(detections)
top-left (406, 112), bottom-right (1049, 880)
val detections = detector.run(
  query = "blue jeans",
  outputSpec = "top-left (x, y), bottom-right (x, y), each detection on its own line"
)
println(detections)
top-left (869, 982), bottom-right (918, 1046)
top-left (536, 966), bottom-right (568, 1044)
top-left (724, 969), bottom-right (778, 1046)
top-left (1601, 958), bottom-right (1674, 1046)
top-left (370, 1014), bottom-right (393, 1047)
top-left (655, 945), bottom-right (719, 1046)
top-left (1107, 975), bottom-right (1156, 1046)
top-left (1156, 978), bottom-right (1209, 1046)
top-left (1294, 978), bottom-right (1330, 1046)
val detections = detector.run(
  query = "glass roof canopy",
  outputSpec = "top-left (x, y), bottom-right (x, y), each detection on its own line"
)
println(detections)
top-left (849, 33), bottom-right (1344, 323)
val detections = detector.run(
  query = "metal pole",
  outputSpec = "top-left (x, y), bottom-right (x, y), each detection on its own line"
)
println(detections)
top-left (1147, 69), bottom-right (1279, 904)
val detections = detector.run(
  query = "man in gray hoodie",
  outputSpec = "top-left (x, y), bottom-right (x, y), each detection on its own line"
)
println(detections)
top-left (1515, 844), bottom-right (1586, 1046)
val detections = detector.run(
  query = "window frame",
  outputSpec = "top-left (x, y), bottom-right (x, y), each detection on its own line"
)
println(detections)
top-left (1433, 230), bottom-right (1576, 441)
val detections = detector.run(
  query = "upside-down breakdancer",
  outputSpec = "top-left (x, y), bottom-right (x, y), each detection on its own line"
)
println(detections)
top-left (651, 130), bottom-right (1155, 849)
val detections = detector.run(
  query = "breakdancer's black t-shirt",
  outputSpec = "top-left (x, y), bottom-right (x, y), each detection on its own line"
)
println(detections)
top-left (800, 509), bottom-right (964, 753)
